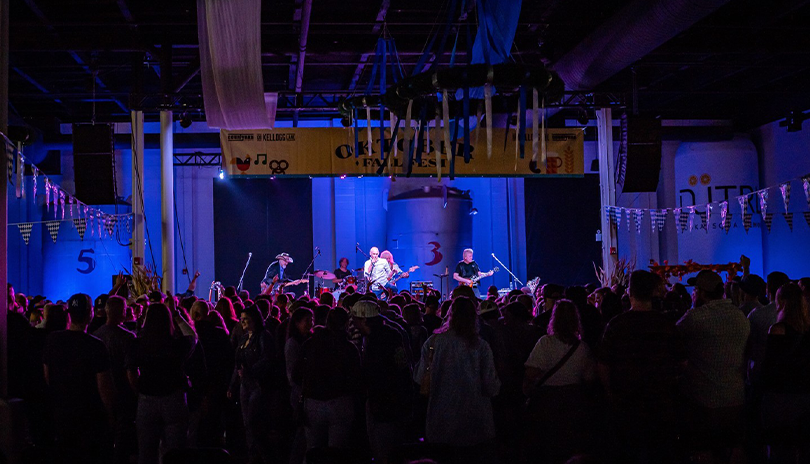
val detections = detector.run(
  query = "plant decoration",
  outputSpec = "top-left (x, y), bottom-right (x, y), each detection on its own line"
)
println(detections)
top-left (594, 256), bottom-right (635, 288)
top-left (130, 264), bottom-right (162, 299)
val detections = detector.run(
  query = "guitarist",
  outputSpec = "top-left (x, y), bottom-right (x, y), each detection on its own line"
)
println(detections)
top-left (380, 250), bottom-right (412, 297)
top-left (261, 252), bottom-right (293, 294)
top-left (453, 248), bottom-right (492, 298)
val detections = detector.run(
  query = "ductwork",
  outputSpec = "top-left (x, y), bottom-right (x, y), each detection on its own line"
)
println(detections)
top-left (552, 0), bottom-right (731, 91)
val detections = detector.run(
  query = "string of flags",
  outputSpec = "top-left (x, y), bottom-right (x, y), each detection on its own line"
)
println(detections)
top-left (605, 174), bottom-right (810, 235)
top-left (8, 214), bottom-right (134, 245)
top-left (4, 132), bottom-right (133, 245)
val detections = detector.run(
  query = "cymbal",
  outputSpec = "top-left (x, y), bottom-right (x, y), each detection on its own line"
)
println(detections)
top-left (313, 270), bottom-right (336, 280)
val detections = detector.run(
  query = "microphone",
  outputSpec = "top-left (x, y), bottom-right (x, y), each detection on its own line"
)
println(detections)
top-left (314, 247), bottom-right (320, 252)
top-left (248, 252), bottom-right (253, 257)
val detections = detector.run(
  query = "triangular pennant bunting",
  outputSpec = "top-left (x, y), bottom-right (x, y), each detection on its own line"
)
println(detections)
top-left (763, 213), bottom-right (773, 232)
top-left (626, 208), bottom-right (632, 232)
top-left (125, 215), bottom-right (132, 233)
top-left (737, 195), bottom-right (748, 215)
top-left (17, 223), bottom-right (33, 245)
top-left (105, 216), bottom-right (117, 237)
top-left (655, 209), bottom-right (669, 232)
top-left (743, 212), bottom-right (752, 233)
top-left (783, 212), bottom-right (793, 231)
top-left (804, 212), bottom-right (810, 229)
top-left (45, 220), bottom-right (60, 243)
top-left (615, 207), bottom-right (622, 229)
top-left (633, 209), bottom-right (643, 234)
top-left (687, 206), bottom-right (696, 232)
top-left (724, 213), bottom-right (733, 233)
top-left (803, 175), bottom-right (810, 209)
top-left (650, 210), bottom-right (659, 234)
top-left (604, 206), bottom-right (612, 226)
top-left (780, 182), bottom-right (791, 214)
top-left (73, 218), bottom-right (87, 240)
top-left (758, 190), bottom-right (769, 217)
top-left (705, 204), bottom-right (712, 232)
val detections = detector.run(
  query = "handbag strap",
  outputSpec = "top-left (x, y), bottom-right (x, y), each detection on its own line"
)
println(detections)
top-left (532, 340), bottom-right (581, 391)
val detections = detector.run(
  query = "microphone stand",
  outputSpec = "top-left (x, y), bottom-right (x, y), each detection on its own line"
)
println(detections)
top-left (301, 248), bottom-right (321, 296)
top-left (237, 253), bottom-right (252, 293)
top-left (491, 253), bottom-right (524, 289)
top-left (433, 272), bottom-right (449, 301)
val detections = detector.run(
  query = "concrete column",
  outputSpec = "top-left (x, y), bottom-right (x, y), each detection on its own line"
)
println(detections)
top-left (0, 0), bottom-right (9, 400)
top-left (130, 110), bottom-right (145, 270)
top-left (597, 108), bottom-right (618, 278)
top-left (160, 111), bottom-right (174, 293)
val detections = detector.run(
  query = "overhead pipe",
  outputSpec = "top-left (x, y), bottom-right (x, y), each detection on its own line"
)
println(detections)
top-left (552, 0), bottom-right (731, 91)
top-left (293, 0), bottom-right (313, 126)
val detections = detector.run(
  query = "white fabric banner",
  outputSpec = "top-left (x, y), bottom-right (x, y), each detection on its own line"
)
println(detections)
top-left (197, 0), bottom-right (275, 129)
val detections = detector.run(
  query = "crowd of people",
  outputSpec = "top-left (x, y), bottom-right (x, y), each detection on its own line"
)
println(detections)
top-left (5, 267), bottom-right (810, 464)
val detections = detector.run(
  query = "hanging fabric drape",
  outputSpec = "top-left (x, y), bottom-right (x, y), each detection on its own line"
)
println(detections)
top-left (197, 0), bottom-right (275, 129)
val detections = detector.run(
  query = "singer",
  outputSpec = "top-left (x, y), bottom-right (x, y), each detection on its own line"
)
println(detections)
top-left (363, 247), bottom-right (390, 299)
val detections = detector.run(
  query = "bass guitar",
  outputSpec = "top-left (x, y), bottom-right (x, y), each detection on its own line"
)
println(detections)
top-left (461, 267), bottom-right (499, 287)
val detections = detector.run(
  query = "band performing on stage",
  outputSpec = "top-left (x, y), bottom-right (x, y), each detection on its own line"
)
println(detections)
top-left (259, 246), bottom-right (495, 300)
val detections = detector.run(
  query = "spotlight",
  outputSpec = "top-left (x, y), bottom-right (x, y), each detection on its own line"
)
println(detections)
top-left (469, 207), bottom-right (479, 216)
top-left (340, 116), bottom-right (352, 127)
top-left (779, 110), bottom-right (809, 132)
top-left (218, 169), bottom-right (224, 180)
top-left (576, 106), bottom-right (590, 125)
top-left (179, 112), bottom-right (193, 129)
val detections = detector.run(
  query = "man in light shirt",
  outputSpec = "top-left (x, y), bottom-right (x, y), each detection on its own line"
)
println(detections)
top-left (364, 247), bottom-right (391, 299)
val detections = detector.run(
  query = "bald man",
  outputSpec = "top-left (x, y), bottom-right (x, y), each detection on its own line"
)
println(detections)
top-left (364, 247), bottom-right (391, 298)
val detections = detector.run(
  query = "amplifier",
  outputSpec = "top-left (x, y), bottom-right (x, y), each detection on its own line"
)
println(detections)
top-left (410, 281), bottom-right (434, 299)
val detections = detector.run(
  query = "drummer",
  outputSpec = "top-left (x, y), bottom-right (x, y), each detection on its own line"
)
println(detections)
top-left (332, 257), bottom-right (352, 289)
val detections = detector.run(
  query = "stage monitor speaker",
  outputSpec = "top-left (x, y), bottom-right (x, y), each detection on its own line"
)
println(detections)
top-left (73, 123), bottom-right (117, 205)
top-left (621, 117), bottom-right (662, 193)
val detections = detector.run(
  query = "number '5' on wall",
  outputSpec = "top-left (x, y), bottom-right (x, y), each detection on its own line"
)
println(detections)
top-left (78, 249), bottom-right (96, 274)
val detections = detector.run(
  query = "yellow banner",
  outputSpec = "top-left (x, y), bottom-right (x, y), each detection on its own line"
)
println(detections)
top-left (220, 127), bottom-right (583, 177)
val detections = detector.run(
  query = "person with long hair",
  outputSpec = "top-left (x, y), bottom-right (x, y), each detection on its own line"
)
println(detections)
top-left (759, 282), bottom-right (810, 463)
top-left (230, 305), bottom-right (275, 464)
top-left (523, 299), bottom-right (595, 463)
top-left (126, 301), bottom-right (197, 464)
top-left (414, 297), bottom-right (500, 463)
top-left (214, 297), bottom-right (239, 333)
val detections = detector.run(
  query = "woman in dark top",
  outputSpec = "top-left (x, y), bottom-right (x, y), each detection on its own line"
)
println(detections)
top-left (230, 304), bottom-right (275, 464)
top-left (126, 303), bottom-right (197, 464)
top-left (760, 282), bottom-right (810, 462)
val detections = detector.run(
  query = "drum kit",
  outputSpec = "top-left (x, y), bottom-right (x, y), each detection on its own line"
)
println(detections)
top-left (310, 268), bottom-right (367, 300)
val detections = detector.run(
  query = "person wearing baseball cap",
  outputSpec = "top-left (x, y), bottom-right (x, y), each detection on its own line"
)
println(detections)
top-left (737, 274), bottom-right (766, 315)
top-left (678, 270), bottom-right (750, 451)
top-left (43, 293), bottom-right (115, 463)
top-left (350, 299), bottom-right (412, 462)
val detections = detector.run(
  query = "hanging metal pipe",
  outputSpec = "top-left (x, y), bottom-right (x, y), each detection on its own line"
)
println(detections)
top-left (160, 110), bottom-right (175, 293)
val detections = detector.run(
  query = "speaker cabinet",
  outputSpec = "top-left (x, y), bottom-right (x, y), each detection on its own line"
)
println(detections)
top-left (73, 123), bottom-right (117, 205)
top-left (621, 117), bottom-right (662, 193)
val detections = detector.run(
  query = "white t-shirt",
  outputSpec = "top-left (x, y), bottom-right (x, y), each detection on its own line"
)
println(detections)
top-left (524, 335), bottom-right (595, 386)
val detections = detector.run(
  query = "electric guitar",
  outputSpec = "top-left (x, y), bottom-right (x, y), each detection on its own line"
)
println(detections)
top-left (387, 266), bottom-right (419, 286)
top-left (461, 267), bottom-right (499, 287)
top-left (261, 277), bottom-right (309, 296)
